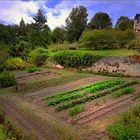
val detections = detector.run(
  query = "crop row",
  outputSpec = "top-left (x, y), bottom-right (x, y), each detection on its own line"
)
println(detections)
top-left (55, 80), bottom-right (138, 111)
top-left (47, 92), bottom-right (87, 106)
top-left (47, 79), bottom-right (125, 106)
top-left (44, 79), bottom-right (125, 100)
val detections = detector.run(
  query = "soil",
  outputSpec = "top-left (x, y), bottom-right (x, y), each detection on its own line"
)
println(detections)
top-left (1, 76), bottom-right (140, 140)
top-left (16, 70), bottom-right (59, 84)
top-left (0, 96), bottom-right (59, 140)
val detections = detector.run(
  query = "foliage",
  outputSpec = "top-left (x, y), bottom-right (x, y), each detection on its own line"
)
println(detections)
top-left (3, 118), bottom-right (35, 140)
top-left (0, 51), bottom-right (10, 72)
top-left (0, 24), bottom-right (16, 44)
top-left (65, 5), bottom-right (88, 42)
top-left (52, 27), bottom-right (67, 43)
top-left (107, 123), bottom-right (137, 140)
top-left (115, 16), bottom-right (133, 31)
top-left (44, 79), bottom-right (125, 100)
top-left (0, 71), bottom-right (17, 88)
top-left (33, 9), bottom-right (47, 31)
top-left (5, 57), bottom-right (31, 70)
top-left (108, 105), bottom-right (140, 140)
top-left (55, 81), bottom-right (138, 111)
top-left (127, 39), bottom-right (140, 49)
top-left (28, 27), bottom-right (52, 49)
top-left (29, 47), bottom-right (49, 66)
top-left (9, 41), bottom-right (31, 59)
top-left (79, 29), bottom-right (135, 49)
top-left (111, 87), bottom-right (135, 98)
top-left (25, 66), bottom-right (41, 73)
top-left (69, 105), bottom-right (85, 116)
top-left (0, 109), bottom-right (5, 124)
top-left (53, 50), bottom-right (101, 68)
top-left (88, 12), bottom-right (112, 29)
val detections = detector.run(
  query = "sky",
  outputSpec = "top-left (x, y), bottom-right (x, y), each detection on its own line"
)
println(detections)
top-left (0, 0), bottom-right (140, 30)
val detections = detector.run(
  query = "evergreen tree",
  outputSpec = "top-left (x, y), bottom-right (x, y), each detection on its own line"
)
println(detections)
top-left (33, 9), bottom-right (47, 31)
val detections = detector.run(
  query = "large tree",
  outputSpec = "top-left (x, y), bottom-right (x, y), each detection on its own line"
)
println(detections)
top-left (88, 12), bottom-right (112, 29)
top-left (52, 27), bottom-right (67, 43)
top-left (115, 16), bottom-right (133, 31)
top-left (65, 6), bottom-right (88, 42)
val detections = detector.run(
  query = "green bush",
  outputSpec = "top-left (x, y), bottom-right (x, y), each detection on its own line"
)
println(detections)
top-left (127, 39), bottom-right (140, 50)
top-left (111, 87), bottom-right (135, 98)
top-left (25, 66), bottom-right (41, 73)
top-left (5, 57), bottom-right (31, 70)
top-left (108, 105), bottom-right (140, 140)
top-left (107, 123), bottom-right (138, 140)
top-left (29, 47), bottom-right (49, 66)
top-left (69, 105), bottom-right (85, 116)
top-left (0, 71), bottom-right (17, 88)
top-left (53, 51), bottom-right (101, 68)
top-left (79, 29), bottom-right (135, 49)
top-left (0, 51), bottom-right (9, 72)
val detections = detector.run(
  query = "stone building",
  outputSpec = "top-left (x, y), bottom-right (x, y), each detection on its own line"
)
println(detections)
top-left (134, 14), bottom-right (140, 32)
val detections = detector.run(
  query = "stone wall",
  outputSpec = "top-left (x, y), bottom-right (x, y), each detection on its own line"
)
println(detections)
top-left (83, 56), bottom-right (140, 77)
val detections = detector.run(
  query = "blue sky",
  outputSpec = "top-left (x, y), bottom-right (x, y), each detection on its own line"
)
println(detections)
top-left (0, 0), bottom-right (140, 30)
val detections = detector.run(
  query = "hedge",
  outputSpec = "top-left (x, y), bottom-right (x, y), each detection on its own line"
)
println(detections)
top-left (53, 50), bottom-right (102, 68)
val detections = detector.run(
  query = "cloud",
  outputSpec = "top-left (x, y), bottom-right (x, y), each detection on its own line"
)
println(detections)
top-left (0, 0), bottom-right (140, 30)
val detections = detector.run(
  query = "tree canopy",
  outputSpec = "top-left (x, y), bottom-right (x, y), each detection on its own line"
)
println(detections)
top-left (88, 12), bottom-right (112, 29)
top-left (115, 16), bottom-right (133, 31)
top-left (65, 5), bottom-right (88, 42)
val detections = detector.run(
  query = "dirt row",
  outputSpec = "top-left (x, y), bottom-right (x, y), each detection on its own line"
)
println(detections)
top-left (68, 94), bottom-right (134, 127)
top-left (23, 75), bottom-right (111, 102)
top-left (0, 96), bottom-right (59, 140)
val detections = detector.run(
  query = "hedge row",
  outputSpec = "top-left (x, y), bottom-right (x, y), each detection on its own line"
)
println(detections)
top-left (53, 51), bottom-right (102, 68)
top-left (56, 80), bottom-right (138, 111)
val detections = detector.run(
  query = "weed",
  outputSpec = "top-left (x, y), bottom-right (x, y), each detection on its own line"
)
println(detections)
top-left (69, 105), bottom-right (85, 116)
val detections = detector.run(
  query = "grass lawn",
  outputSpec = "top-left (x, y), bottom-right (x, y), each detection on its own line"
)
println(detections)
top-left (0, 125), bottom-right (4, 140)
top-left (70, 49), bottom-right (136, 56)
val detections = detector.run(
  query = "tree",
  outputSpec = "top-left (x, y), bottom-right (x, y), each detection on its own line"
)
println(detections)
top-left (28, 9), bottom-right (52, 48)
top-left (33, 9), bottom-right (47, 31)
top-left (18, 18), bottom-right (27, 36)
top-left (115, 16), bottom-right (133, 31)
top-left (52, 27), bottom-right (67, 43)
top-left (65, 6), bottom-right (88, 42)
top-left (88, 12), bottom-right (112, 29)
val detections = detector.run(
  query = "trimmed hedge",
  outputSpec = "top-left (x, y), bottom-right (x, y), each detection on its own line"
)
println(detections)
top-left (53, 51), bottom-right (102, 68)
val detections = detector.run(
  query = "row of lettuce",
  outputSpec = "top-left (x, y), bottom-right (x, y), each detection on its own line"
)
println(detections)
top-left (0, 109), bottom-right (35, 140)
top-left (44, 79), bottom-right (138, 111)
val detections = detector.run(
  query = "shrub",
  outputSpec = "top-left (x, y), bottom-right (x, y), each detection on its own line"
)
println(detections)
top-left (53, 51), bottom-right (101, 68)
top-left (29, 47), bottom-right (49, 66)
top-left (127, 39), bottom-right (140, 49)
top-left (107, 123), bottom-right (138, 140)
top-left (79, 29), bottom-right (135, 49)
top-left (111, 87), bottom-right (135, 98)
top-left (0, 51), bottom-right (9, 72)
top-left (25, 66), bottom-right (41, 73)
top-left (69, 105), bottom-right (85, 116)
top-left (5, 57), bottom-right (31, 70)
top-left (0, 71), bottom-right (17, 88)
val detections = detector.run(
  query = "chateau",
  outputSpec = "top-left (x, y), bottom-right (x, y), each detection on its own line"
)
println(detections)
top-left (134, 14), bottom-right (140, 32)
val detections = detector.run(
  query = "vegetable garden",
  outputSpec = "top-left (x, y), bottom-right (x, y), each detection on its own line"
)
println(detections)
top-left (44, 79), bottom-right (138, 112)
